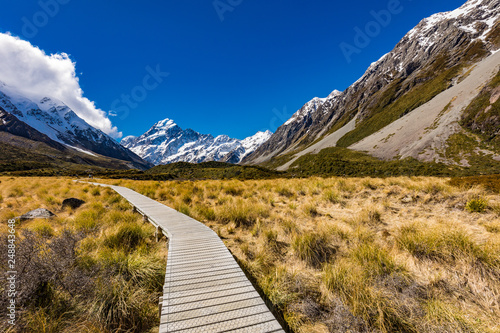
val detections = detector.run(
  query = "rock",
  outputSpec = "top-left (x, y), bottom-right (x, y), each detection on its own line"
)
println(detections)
top-left (19, 208), bottom-right (55, 220)
top-left (62, 198), bottom-right (86, 209)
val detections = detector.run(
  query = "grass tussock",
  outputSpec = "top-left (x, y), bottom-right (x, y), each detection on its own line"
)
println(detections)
top-left (396, 221), bottom-right (500, 269)
top-left (292, 231), bottom-right (337, 268)
top-left (465, 197), bottom-right (488, 213)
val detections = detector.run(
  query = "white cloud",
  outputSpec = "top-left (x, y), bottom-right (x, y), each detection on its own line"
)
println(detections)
top-left (0, 32), bottom-right (121, 138)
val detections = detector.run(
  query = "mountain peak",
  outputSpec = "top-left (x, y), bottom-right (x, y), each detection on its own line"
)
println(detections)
top-left (0, 85), bottom-right (151, 169)
top-left (327, 90), bottom-right (342, 99)
top-left (407, 0), bottom-right (499, 43)
top-left (122, 117), bottom-right (272, 165)
top-left (154, 118), bottom-right (177, 129)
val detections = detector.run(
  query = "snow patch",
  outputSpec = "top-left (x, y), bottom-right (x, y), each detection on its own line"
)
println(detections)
top-left (67, 145), bottom-right (97, 157)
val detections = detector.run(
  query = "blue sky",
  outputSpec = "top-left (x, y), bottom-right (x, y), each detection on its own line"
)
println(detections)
top-left (0, 0), bottom-right (466, 140)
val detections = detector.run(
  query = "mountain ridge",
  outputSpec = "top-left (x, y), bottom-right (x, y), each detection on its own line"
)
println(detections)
top-left (121, 118), bottom-right (272, 165)
top-left (0, 83), bottom-right (151, 170)
top-left (244, 0), bottom-right (500, 171)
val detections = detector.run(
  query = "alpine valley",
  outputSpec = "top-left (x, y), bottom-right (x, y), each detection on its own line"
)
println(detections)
top-left (244, 0), bottom-right (500, 176)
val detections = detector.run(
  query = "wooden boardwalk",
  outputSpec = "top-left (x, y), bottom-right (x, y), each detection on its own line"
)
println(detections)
top-left (88, 183), bottom-right (285, 333)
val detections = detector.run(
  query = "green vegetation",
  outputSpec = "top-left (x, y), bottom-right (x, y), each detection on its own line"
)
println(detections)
top-left (460, 68), bottom-right (500, 148)
top-left (442, 131), bottom-right (500, 174)
top-left (1, 160), bottom-right (285, 181)
top-left (0, 136), bottom-right (143, 174)
top-left (287, 147), bottom-right (463, 177)
top-left (449, 174), bottom-right (500, 193)
top-left (465, 198), bottom-right (489, 213)
top-left (260, 152), bottom-right (297, 170)
top-left (145, 161), bottom-right (285, 180)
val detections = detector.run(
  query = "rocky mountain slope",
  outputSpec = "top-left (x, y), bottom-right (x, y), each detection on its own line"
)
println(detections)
top-left (121, 118), bottom-right (272, 165)
top-left (245, 0), bottom-right (500, 171)
top-left (0, 83), bottom-right (151, 170)
top-left (0, 107), bottom-right (66, 151)
top-left (0, 106), bottom-right (151, 171)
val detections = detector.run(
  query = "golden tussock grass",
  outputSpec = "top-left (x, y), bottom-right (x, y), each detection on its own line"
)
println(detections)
top-left (0, 177), bottom-right (166, 333)
top-left (99, 176), bottom-right (500, 332)
top-left (33, 176), bottom-right (500, 333)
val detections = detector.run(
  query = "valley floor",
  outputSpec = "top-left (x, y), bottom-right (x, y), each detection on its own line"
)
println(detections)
top-left (99, 176), bottom-right (500, 333)
top-left (1, 176), bottom-right (499, 332)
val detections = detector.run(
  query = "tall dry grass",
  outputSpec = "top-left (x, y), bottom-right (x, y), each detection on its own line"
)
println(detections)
top-left (0, 177), bottom-right (166, 333)
top-left (76, 176), bottom-right (500, 332)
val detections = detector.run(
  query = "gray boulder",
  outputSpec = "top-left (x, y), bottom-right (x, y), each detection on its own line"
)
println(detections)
top-left (19, 208), bottom-right (55, 220)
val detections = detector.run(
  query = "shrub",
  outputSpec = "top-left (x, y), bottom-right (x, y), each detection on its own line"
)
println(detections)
top-left (465, 198), bottom-right (488, 213)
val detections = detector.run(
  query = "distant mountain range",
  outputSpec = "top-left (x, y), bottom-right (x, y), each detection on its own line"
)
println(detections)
top-left (0, 79), bottom-right (272, 172)
top-left (244, 0), bottom-right (500, 173)
top-left (0, 83), bottom-right (152, 170)
top-left (121, 119), bottom-right (272, 165)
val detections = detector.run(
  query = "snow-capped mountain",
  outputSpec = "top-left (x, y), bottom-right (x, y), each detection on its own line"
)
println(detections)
top-left (0, 82), bottom-right (151, 169)
top-left (245, 0), bottom-right (500, 166)
top-left (121, 118), bottom-right (272, 165)
top-left (283, 90), bottom-right (343, 128)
